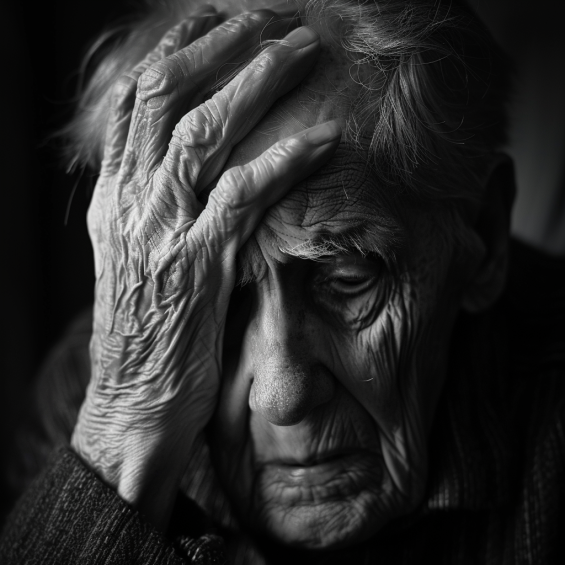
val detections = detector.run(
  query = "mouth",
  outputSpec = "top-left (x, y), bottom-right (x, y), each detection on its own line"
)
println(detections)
top-left (274, 449), bottom-right (361, 468)
top-left (261, 450), bottom-right (383, 493)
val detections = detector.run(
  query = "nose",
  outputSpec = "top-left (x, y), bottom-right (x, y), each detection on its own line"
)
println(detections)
top-left (248, 286), bottom-right (335, 426)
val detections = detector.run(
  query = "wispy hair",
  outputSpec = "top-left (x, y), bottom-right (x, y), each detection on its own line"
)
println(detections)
top-left (62, 0), bottom-right (511, 215)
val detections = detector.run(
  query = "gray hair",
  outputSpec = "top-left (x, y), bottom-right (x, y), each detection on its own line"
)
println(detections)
top-left (63, 0), bottom-right (510, 212)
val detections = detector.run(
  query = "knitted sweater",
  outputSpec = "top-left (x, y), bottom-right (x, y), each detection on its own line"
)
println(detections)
top-left (1, 240), bottom-right (564, 564)
top-left (0, 448), bottom-right (227, 564)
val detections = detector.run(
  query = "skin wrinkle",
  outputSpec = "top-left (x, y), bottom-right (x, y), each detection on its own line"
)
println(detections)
top-left (207, 91), bottom-right (466, 549)
top-left (192, 54), bottom-right (485, 546)
top-left (68, 1), bottom-right (511, 557)
top-left (255, 144), bottom-right (408, 271)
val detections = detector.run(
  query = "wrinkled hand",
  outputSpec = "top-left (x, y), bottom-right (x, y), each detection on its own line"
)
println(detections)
top-left (71, 9), bottom-right (341, 528)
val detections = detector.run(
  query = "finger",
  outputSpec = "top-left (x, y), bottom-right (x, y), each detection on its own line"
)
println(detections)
top-left (162, 25), bottom-right (321, 197)
top-left (188, 121), bottom-right (342, 265)
top-left (132, 9), bottom-right (219, 84)
top-left (101, 11), bottom-right (219, 176)
top-left (131, 10), bottom-right (298, 172)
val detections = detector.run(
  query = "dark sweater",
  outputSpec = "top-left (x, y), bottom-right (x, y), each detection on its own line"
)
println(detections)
top-left (0, 448), bottom-right (227, 564)
top-left (1, 240), bottom-right (564, 564)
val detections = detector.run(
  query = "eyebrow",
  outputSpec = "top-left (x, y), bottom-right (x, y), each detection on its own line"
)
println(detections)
top-left (235, 220), bottom-right (406, 287)
top-left (236, 140), bottom-right (410, 283)
top-left (271, 218), bottom-right (407, 267)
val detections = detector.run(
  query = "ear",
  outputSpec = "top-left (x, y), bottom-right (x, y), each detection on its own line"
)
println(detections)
top-left (461, 154), bottom-right (516, 313)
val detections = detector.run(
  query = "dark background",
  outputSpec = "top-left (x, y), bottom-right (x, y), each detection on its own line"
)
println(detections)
top-left (1, 0), bottom-right (131, 513)
top-left (1, 0), bottom-right (564, 514)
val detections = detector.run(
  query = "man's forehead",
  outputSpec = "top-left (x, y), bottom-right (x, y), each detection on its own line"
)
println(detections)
top-left (261, 142), bottom-right (406, 260)
top-left (225, 49), bottom-right (406, 270)
top-left (268, 142), bottom-right (392, 229)
top-left (234, 141), bottom-right (407, 287)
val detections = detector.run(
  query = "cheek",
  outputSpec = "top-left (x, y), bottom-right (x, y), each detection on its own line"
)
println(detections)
top-left (326, 271), bottom-right (451, 431)
top-left (330, 289), bottom-right (416, 424)
top-left (318, 286), bottom-right (389, 331)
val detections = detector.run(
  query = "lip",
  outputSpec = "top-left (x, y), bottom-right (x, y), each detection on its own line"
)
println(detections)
top-left (261, 450), bottom-right (383, 492)
top-left (272, 449), bottom-right (361, 468)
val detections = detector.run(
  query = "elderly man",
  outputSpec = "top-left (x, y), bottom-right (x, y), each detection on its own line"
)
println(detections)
top-left (2, 0), bottom-right (564, 563)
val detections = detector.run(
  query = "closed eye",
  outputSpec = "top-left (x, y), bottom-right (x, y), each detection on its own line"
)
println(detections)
top-left (325, 274), bottom-right (376, 296)
top-left (315, 254), bottom-right (384, 298)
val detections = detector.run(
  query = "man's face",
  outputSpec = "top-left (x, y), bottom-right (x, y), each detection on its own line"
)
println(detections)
top-left (204, 59), bottom-right (469, 550)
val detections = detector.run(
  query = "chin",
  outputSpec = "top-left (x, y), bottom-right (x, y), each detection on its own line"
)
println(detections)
top-left (209, 393), bottom-right (429, 551)
top-left (216, 447), bottom-right (417, 549)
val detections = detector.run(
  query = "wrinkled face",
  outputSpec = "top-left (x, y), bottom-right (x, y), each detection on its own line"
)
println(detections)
top-left (205, 58), bottom-right (469, 550)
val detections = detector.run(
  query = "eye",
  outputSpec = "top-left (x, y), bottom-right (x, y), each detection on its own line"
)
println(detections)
top-left (325, 271), bottom-right (377, 296)
top-left (312, 254), bottom-right (394, 328)
top-left (316, 256), bottom-right (383, 298)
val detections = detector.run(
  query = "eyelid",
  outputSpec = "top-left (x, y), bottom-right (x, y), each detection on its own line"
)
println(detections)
top-left (320, 253), bottom-right (384, 275)
top-left (331, 264), bottom-right (377, 279)
top-left (326, 268), bottom-right (377, 284)
top-left (315, 255), bottom-right (382, 296)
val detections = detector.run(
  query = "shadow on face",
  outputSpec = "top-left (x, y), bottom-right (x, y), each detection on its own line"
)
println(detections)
top-left (169, 0), bottom-right (514, 552)
top-left (204, 76), bottom-right (471, 549)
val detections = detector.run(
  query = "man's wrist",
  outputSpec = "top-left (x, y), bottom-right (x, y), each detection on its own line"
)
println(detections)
top-left (71, 412), bottom-right (194, 530)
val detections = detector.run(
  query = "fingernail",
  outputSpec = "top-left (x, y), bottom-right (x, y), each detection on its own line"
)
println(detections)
top-left (304, 122), bottom-right (342, 146)
top-left (284, 26), bottom-right (319, 48)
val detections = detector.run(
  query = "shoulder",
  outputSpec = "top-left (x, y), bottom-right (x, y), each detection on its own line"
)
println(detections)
top-left (500, 239), bottom-right (565, 560)
top-left (503, 238), bottom-right (565, 376)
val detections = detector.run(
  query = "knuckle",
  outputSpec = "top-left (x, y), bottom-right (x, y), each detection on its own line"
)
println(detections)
top-left (200, 98), bottom-right (227, 131)
top-left (136, 34), bottom-right (209, 107)
top-left (173, 101), bottom-right (224, 145)
top-left (277, 136), bottom-right (302, 155)
top-left (137, 65), bottom-right (166, 98)
top-left (172, 112), bottom-right (198, 143)
top-left (217, 166), bottom-right (254, 209)
top-left (254, 50), bottom-right (280, 74)
top-left (263, 144), bottom-right (294, 176)
top-left (222, 9), bottom-right (274, 37)
top-left (210, 189), bottom-right (245, 219)
top-left (136, 59), bottom-right (176, 102)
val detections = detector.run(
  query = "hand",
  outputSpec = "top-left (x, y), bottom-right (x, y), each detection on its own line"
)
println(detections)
top-left (71, 9), bottom-right (342, 529)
